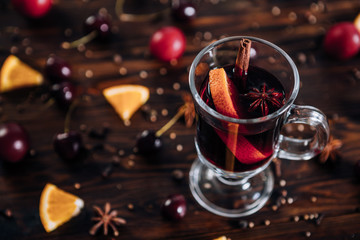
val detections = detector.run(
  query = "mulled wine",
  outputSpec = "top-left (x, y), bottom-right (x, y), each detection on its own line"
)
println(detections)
top-left (197, 64), bottom-right (285, 172)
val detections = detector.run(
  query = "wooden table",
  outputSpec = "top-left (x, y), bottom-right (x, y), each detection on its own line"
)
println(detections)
top-left (1, 0), bottom-right (360, 239)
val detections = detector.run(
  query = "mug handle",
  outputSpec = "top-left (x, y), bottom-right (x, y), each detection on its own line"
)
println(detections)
top-left (277, 105), bottom-right (330, 160)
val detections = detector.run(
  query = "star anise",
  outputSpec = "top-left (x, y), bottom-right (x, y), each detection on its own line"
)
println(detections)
top-left (319, 136), bottom-right (342, 163)
top-left (182, 92), bottom-right (195, 127)
top-left (244, 83), bottom-right (284, 116)
top-left (89, 202), bottom-right (126, 237)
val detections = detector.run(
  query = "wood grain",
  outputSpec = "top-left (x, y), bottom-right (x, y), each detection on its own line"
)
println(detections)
top-left (1, 0), bottom-right (360, 239)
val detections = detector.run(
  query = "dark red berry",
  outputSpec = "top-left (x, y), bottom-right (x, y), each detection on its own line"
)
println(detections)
top-left (323, 22), bottom-right (360, 60)
top-left (136, 130), bottom-right (162, 154)
top-left (0, 122), bottom-right (30, 163)
top-left (11, 0), bottom-right (52, 18)
top-left (172, 1), bottom-right (197, 22)
top-left (161, 194), bottom-right (187, 221)
top-left (50, 81), bottom-right (77, 109)
top-left (53, 131), bottom-right (83, 161)
top-left (150, 26), bottom-right (186, 62)
top-left (84, 8), bottom-right (112, 40)
top-left (45, 55), bottom-right (72, 83)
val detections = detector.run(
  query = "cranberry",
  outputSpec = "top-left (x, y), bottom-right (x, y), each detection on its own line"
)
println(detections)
top-left (11, 0), bottom-right (52, 18)
top-left (53, 131), bottom-right (83, 161)
top-left (136, 130), bottom-right (163, 154)
top-left (84, 8), bottom-right (112, 41)
top-left (323, 22), bottom-right (360, 60)
top-left (172, 1), bottom-right (197, 22)
top-left (161, 194), bottom-right (187, 221)
top-left (150, 26), bottom-right (186, 62)
top-left (50, 81), bottom-right (77, 109)
top-left (45, 55), bottom-right (72, 83)
top-left (0, 122), bottom-right (30, 163)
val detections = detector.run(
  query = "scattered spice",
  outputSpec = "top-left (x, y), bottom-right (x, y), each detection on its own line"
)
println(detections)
top-left (0, 209), bottom-right (12, 219)
top-left (116, 184), bottom-right (122, 191)
top-left (156, 87), bottom-right (164, 95)
top-left (310, 196), bottom-right (318, 203)
top-left (314, 213), bottom-right (324, 225)
top-left (101, 164), bottom-right (114, 179)
top-left (287, 197), bottom-right (294, 204)
top-left (271, 6), bottom-right (281, 16)
top-left (127, 203), bottom-right (134, 211)
top-left (238, 220), bottom-right (248, 229)
top-left (88, 126), bottom-right (110, 139)
top-left (172, 169), bottom-right (184, 181)
top-left (89, 202), bottom-right (126, 237)
top-left (248, 221), bottom-right (255, 228)
top-left (161, 108), bottom-right (168, 116)
top-left (319, 136), bottom-right (342, 163)
top-left (293, 215), bottom-right (300, 222)
top-left (264, 219), bottom-right (271, 226)
top-left (305, 231), bottom-right (311, 237)
top-left (271, 205), bottom-right (278, 211)
top-left (176, 144), bottom-right (183, 152)
top-left (74, 183), bottom-right (81, 189)
top-left (279, 179), bottom-right (286, 187)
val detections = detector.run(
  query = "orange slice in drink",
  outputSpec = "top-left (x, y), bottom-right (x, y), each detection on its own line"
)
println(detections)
top-left (354, 13), bottom-right (360, 32)
top-left (209, 68), bottom-right (268, 166)
top-left (39, 183), bottom-right (84, 233)
top-left (103, 84), bottom-right (150, 122)
top-left (209, 68), bottom-right (242, 118)
top-left (0, 55), bottom-right (43, 92)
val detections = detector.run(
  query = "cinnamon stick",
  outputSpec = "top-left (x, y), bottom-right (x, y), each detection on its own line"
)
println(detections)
top-left (235, 38), bottom-right (252, 91)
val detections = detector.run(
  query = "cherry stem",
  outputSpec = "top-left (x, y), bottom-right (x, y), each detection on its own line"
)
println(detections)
top-left (155, 105), bottom-right (186, 137)
top-left (61, 30), bottom-right (98, 49)
top-left (0, 98), bottom-right (55, 123)
top-left (115, 0), bottom-right (169, 22)
top-left (64, 99), bottom-right (80, 133)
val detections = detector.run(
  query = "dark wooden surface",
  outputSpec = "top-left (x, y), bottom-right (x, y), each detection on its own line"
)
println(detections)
top-left (1, 0), bottom-right (360, 239)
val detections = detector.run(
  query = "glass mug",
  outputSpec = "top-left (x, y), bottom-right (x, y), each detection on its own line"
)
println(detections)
top-left (188, 36), bottom-right (330, 217)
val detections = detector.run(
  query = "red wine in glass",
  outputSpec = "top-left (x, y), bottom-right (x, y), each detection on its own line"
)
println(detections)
top-left (198, 64), bottom-right (285, 172)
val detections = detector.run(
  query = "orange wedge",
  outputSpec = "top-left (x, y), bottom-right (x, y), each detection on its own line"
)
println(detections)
top-left (39, 183), bottom-right (84, 233)
top-left (209, 68), bottom-right (242, 118)
top-left (209, 68), bottom-right (268, 166)
top-left (103, 84), bottom-right (150, 122)
top-left (0, 55), bottom-right (43, 92)
top-left (354, 13), bottom-right (360, 32)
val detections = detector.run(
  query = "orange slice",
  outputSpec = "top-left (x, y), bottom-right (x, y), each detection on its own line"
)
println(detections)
top-left (103, 84), bottom-right (150, 122)
top-left (39, 183), bottom-right (84, 233)
top-left (0, 55), bottom-right (43, 92)
top-left (209, 68), bottom-right (241, 118)
top-left (354, 13), bottom-right (360, 32)
top-left (209, 68), bottom-right (268, 166)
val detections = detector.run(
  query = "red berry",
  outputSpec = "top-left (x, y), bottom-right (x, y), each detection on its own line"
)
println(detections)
top-left (0, 122), bottom-right (30, 163)
top-left (11, 0), bottom-right (52, 19)
top-left (45, 55), bottom-right (72, 83)
top-left (53, 131), bottom-right (83, 161)
top-left (150, 26), bottom-right (186, 62)
top-left (323, 22), bottom-right (360, 60)
top-left (161, 194), bottom-right (187, 221)
top-left (84, 8), bottom-right (112, 40)
top-left (172, 2), bottom-right (197, 22)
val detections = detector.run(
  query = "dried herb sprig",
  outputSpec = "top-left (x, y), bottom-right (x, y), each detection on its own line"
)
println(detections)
top-left (319, 136), bottom-right (342, 163)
